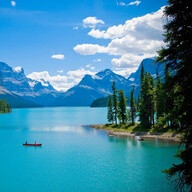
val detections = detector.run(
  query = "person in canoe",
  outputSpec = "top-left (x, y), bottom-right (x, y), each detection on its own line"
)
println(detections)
top-left (23, 141), bottom-right (42, 146)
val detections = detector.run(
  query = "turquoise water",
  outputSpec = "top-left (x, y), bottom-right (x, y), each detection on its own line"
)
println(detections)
top-left (0, 107), bottom-right (178, 192)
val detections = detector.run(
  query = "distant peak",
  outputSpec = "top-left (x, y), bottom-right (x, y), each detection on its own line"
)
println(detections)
top-left (102, 69), bottom-right (113, 73)
top-left (96, 69), bottom-right (113, 77)
top-left (14, 66), bottom-right (23, 73)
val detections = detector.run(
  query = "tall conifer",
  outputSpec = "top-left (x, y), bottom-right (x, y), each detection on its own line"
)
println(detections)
top-left (130, 87), bottom-right (136, 125)
top-left (112, 81), bottom-right (118, 124)
top-left (107, 96), bottom-right (114, 124)
top-left (118, 90), bottom-right (127, 124)
top-left (157, 0), bottom-right (192, 190)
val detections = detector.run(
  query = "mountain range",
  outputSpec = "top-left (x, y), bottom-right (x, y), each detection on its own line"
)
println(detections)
top-left (0, 58), bottom-right (164, 108)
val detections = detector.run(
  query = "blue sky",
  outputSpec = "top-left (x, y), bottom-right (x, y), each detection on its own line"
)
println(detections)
top-left (0, 0), bottom-right (167, 91)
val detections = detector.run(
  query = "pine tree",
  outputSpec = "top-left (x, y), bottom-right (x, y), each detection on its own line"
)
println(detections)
top-left (112, 81), bottom-right (118, 124)
top-left (164, 66), bottom-right (174, 126)
top-left (107, 96), bottom-right (114, 124)
top-left (118, 90), bottom-right (127, 124)
top-left (139, 72), bottom-right (155, 128)
top-left (140, 63), bottom-right (144, 82)
top-left (157, 0), bottom-right (192, 190)
top-left (154, 72), bottom-right (167, 129)
top-left (147, 73), bottom-right (155, 127)
top-left (136, 95), bottom-right (140, 112)
top-left (139, 68), bottom-right (150, 129)
top-left (0, 100), bottom-right (11, 113)
top-left (155, 73), bottom-right (165, 121)
top-left (130, 87), bottom-right (136, 125)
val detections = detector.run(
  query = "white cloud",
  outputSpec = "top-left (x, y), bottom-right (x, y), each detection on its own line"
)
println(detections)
top-left (27, 71), bottom-right (68, 91)
top-left (74, 7), bottom-right (165, 77)
top-left (27, 68), bottom-right (96, 92)
top-left (73, 44), bottom-right (107, 55)
top-left (11, 1), bottom-right (16, 7)
top-left (88, 6), bottom-right (164, 40)
top-left (88, 29), bottom-right (107, 39)
top-left (128, 0), bottom-right (141, 6)
top-left (82, 16), bottom-right (105, 28)
top-left (67, 68), bottom-right (95, 83)
top-left (51, 54), bottom-right (65, 60)
top-left (117, 1), bottom-right (141, 7)
top-left (111, 53), bottom-right (155, 77)
top-left (113, 68), bottom-right (137, 77)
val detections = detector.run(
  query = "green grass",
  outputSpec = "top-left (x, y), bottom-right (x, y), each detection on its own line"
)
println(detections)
top-left (101, 123), bottom-right (174, 134)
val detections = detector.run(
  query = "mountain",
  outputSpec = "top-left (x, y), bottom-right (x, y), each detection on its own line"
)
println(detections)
top-left (90, 97), bottom-right (109, 108)
top-left (0, 58), bottom-right (164, 108)
top-left (128, 57), bottom-right (164, 85)
top-left (0, 86), bottom-right (41, 108)
top-left (0, 62), bottom-right (60, 107)
top-left (127, 57), bottom-right (165, 97)
top-left (55, 69), bottom-right (131, 106)
top-left (55, 57), bottom-right (164, 107)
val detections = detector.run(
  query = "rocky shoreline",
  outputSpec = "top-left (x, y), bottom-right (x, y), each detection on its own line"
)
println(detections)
top-left (89, 124), bottom-right (181, 142)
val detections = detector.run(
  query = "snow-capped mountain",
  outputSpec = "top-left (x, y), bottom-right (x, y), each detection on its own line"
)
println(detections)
top-left (55, 69), bottom-right (131, 106)
top-left (55, 58), bottom-right (164, 106)
top-left (0, 57), bottom-right (164, 107)
top-left (0, 62), bottom-right (59, 106)
top-left (0, 86), bottom-right (41, 108)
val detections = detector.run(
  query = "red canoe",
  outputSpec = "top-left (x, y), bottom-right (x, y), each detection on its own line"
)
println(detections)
top-left (23, 143), bottom-right (42, 147)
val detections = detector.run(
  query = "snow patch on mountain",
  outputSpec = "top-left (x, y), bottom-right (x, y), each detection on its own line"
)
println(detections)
top-left (14, 66), bottom-right (23, 73)
top-left (79, 85), bottom-right (93, 90)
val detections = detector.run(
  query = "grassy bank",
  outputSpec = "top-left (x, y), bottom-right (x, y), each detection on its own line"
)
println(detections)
top-left (90, 123), bottom-right (180, 142)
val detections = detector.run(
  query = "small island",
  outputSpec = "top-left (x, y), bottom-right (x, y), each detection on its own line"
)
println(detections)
top-left (0, 100), bottom-right (11, 114)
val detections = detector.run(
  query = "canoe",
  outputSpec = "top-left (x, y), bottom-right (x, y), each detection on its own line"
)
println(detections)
top-left (23, 143), bottom-right (42, 147)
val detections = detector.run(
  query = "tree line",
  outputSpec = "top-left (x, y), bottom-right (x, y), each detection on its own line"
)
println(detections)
top-left (107, 64), bottom-right (169, 129)
top-left (0, 100), bottom-right (11, 113)
top-left (107, 82), bottom-right (128, 124)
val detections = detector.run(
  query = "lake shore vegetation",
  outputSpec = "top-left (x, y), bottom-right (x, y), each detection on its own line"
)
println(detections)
top-left (0, 100), bottom-right (11, 114)
top-left (104, 0), bottom-right (192, 190)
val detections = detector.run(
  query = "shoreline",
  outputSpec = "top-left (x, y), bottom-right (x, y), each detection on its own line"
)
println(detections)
top-left (89, 124), bottom-right (181, 142)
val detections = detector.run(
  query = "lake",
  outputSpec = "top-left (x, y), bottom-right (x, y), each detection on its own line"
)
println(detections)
top-left (0, 107), bottom-right (178, 192)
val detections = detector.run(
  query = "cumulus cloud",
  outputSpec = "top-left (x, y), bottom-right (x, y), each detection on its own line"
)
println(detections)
top-left (27, 68), bottom-right (96, 92)
top-left (51, 54), bottom-right (65, 60)
top-left (74, 44), bottom-right (107, 55)
top-left (113, 68), bottom-right (137, 77)
top-left (27, 71), bottom-right (69, 91)
top-left (83, 16), bottom-right (105, 28)
top-left (11, 1), bottom-right (16, 7)
top-left (67, 68), bottom-right (95, 84)
top-left (111, 53), bottom-right (155, 76)
top-left (88, 6), bottom-right (164, 40)
top-left (74, 7), bottom-right (165, 77)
